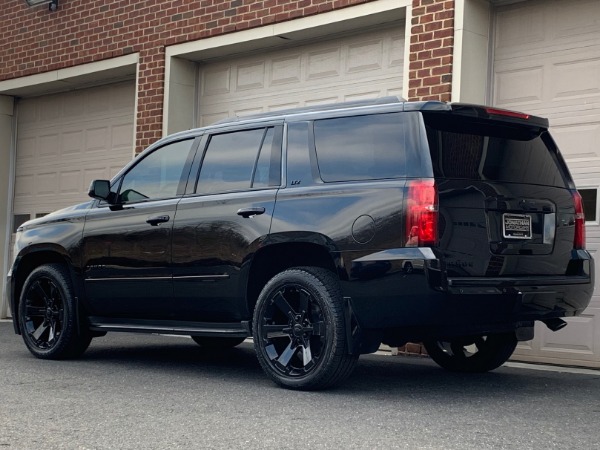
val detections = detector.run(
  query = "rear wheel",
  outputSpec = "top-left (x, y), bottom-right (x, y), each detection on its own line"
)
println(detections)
top-left (18, 264), bottom-right (92, 359)
top-left (191, 336), bottom-right (246, 348)
top-left (424, 333), bottom-right (517, 373)
top-left (253, 267), bottom-right (358, 390)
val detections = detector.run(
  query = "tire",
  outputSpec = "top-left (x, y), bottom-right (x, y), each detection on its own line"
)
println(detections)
top-left (423, 333), bottom-right (518, 373)
top-left (191, 336), bottom-right (247, 348)
top-left (252, 267), bottom-right (358, 390)
top-left (18, 264), bottom-right (92, 360)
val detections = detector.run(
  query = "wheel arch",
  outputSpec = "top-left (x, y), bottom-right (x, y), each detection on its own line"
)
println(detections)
top-left (11, 247), bottom-right (81, 335)
top-left (245, 239), bottom-right (342, 316)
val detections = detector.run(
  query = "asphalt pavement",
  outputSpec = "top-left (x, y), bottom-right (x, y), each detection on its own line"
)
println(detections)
top-left (1, 320), bottom-right (599, 450)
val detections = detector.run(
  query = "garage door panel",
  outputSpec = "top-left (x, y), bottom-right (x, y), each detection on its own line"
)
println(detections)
top-left (552, 57), bottom-right (600, 101)
top-left (493, 66), bottom-right (543, 107)
top-left (551, 122), bottom-right (600, 161)
top-left (494, 0), bottom-right (600, 367)
top-left (198, 25), bottom-right (405, 126)
top-left (495, 0), bottom-right (600, 61)
top-left (15, 82), bottom-right (135, 216)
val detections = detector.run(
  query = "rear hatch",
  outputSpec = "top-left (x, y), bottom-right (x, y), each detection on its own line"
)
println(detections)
top-left (422, 105), bottom-right (581, 277)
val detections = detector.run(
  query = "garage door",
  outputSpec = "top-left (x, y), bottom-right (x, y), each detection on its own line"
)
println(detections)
top-left (14, 81), bottom-right (135, 227)
top-left (197, 25), bottom-right (405, 126)
top-left (493, 0), bottom-right (600, 367)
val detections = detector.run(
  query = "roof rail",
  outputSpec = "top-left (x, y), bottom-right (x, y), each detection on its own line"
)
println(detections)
top-left (214, 96), bottom-right (405, 125)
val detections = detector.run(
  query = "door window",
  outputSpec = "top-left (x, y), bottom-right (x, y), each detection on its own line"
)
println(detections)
top-left (118, 139), bottom-right (195, 203)
top-left (196, 127), bottom-right (280, 194)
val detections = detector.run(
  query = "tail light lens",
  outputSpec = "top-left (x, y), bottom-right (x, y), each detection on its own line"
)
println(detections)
top-left (406, 180), bottom-right (438, 247)
top-left (572, 190), bottom-right (586, 250)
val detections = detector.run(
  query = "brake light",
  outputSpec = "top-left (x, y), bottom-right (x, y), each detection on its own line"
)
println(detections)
top-left (572, 190), bottom-right (586, 250)
top-left (485, 107), bottom-right (530, 120)
top-left (406, 180), bottom-right (438, 247)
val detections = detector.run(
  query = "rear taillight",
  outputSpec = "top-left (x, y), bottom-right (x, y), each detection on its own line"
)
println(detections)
top-left (406, 180), bottom-right (438, 247)
top-left (572, 190), bottom-right (586, 250)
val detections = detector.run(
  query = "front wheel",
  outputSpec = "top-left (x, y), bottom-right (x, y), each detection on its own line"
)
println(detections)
top-left (18, 264), bottom-right (92, 359)
top-left (424, 333), bottom-right (517, 373)
top-left (253, 267), bottom-right (358, 390)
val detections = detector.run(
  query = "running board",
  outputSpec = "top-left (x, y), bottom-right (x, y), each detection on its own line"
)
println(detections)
top-left (88, 317), bottom-right (251, 338)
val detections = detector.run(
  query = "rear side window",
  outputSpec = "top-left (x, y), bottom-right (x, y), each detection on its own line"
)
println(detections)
top-left (424, 114), bottom-right (568, 188)
top-left (313, 113), bottom-right (410, 182)
top-left (196, 127), bottom-right (280, 195)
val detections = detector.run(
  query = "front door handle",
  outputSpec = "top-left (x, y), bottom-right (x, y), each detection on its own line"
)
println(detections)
top-left (237, 207), bottom-right (266, 218)
top-left (146, 215), bottom-right (170, 226)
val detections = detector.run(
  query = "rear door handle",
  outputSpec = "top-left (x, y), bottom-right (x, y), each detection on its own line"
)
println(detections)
top-left (146, 215), bottom-right (170, 226)
top-left (237, 207), bottom-right (265, 218)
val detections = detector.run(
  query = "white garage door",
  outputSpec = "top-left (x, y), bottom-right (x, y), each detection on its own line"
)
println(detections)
top-left (197, 25), bottom-right (405, 126)
top-left (493, 0), bottom-right (600, 367)
top-left (14, 82), bottom-right (135, 226)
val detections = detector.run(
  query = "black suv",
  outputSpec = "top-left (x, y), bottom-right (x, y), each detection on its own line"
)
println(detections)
top-left (8, 98), bottom-right (594, 390)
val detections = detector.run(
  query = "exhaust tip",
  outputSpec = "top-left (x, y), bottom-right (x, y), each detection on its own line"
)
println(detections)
top-left (543, 318), bottom-right (568, 332)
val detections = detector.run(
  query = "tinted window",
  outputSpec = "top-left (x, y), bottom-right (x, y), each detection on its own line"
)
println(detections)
top-left (196, 128), bottom-right (274, 195)
top-left (252, 127), bottom-right (275, 188)
top-left (118, 139), bottom-right (194, 203)
top-left (313, 113), bottom-right (407, 182)
top-left (286, 122), bottom-right (312, 187)
top-left (580, 188), bottom-right (597, 222)
top-left (424, 114), bottom-right (567, 187)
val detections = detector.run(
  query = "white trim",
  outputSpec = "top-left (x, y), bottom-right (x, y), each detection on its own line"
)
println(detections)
top-left (0, 53), bottom-right (139, 98)
top-left (163, 0), bottom-right (409, 136)
top-left (165, 0), bottom-right (410, 61)
top-left (402, 3), bottom-right (413, 101)
top-left (578, 186), bottom-right (599, 225)
top-left (0, 98), bottom-right (16, 319)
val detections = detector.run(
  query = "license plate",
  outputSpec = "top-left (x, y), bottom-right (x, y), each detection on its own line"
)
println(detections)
top-left (503, 213), bottom-right (532, 239)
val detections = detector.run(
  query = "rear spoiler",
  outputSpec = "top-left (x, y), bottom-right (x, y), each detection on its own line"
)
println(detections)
top-left (404, 102), bottom-right (549, 129)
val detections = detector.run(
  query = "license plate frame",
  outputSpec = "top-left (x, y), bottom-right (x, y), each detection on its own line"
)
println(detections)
top-left (502, 213), bottom-right (532, 240)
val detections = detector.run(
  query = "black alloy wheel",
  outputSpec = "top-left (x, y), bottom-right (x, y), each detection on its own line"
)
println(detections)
top-left (253, 267), bottom-right (358, 390)
top-left (424, 333), bottom-right (518, 373)
top-left (19, 264), bottom-right (91, 359)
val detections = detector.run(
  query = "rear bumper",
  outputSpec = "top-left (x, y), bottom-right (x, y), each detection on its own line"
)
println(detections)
top-left (343, 249), bottom-right (594, 337)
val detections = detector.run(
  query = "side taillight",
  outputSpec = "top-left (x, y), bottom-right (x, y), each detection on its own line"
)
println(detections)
top-left (406, 180), bottom-right (438, 247)
top-left (573, 190), bottom-right (586, 250)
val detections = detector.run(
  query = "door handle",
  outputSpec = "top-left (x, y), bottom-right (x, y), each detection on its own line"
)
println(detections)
top-left (237, 207), bottom-right (265, 218)
top-left (146, 214), bottom-right (170, 226)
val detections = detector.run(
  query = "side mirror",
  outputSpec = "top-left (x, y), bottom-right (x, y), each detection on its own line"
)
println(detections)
top-left (88, 180), bottom-right (113, 202)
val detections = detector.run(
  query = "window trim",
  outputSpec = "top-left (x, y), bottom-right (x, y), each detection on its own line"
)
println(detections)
top-left (578, 186), bottom-right (599, 225)
top-left (106, 137), bottom-right (199, 207)
top-left (190, 124), bottom-right (283, 196)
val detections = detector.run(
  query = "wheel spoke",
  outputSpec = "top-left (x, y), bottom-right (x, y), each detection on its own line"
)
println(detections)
top-left (48, 323), bottom-right (56, 343)
top-left (273, 292), bottom-right (295, 317)
top-left (263, 324), bottom-right (290, 339)
top-left (25, 305), bottom-right (46, 317)
top-left (298, 290), bottom-right (310, 316)
top-left (451, 342), bottom-right (467, 359)
top-left (32, 281), bottom-right (48, 303)
top-left (302, 344), bottom-right (313, 367)
top-left (32, 322), bottom-right (49, 341)
top-left (52, 308), bottom-right (64, 319)
top-left (277, 341), bottom-right (298, 370)
top-left (265, 343), bottom-right (279, 361)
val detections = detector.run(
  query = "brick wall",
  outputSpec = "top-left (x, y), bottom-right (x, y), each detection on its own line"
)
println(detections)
top-left (2, 0), bottom-right (455, 150)
top-left (407, 0), bottom-right (454, 101)
top-left (0, 0), bottom-right (372, 152)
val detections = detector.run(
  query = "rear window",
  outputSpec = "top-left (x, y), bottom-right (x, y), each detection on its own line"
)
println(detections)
top-left (424, 114), bottom-right (568, 188)
top-left (313, 113), bottom-right (411, 182)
